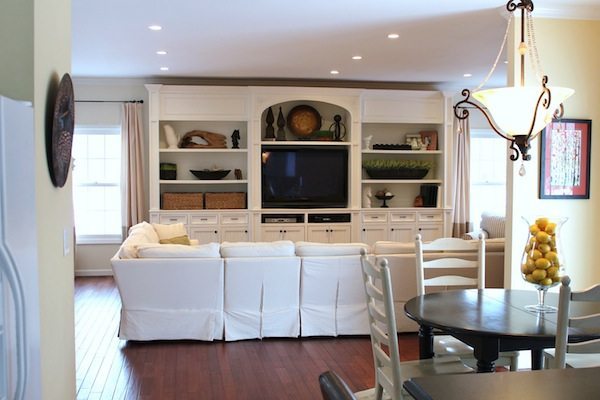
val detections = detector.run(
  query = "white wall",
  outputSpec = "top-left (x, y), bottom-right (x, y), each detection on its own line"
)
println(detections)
top-left (73, 79), bottom-right (149, 275)
top-left (506, 18), bottom-right (600, 290)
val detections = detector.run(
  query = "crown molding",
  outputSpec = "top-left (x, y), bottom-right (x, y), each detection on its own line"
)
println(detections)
top-left (535, 6), bottom-right (600, 20)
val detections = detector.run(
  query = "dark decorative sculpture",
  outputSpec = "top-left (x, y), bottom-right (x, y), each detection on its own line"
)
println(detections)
top-left (276, 107), bottom-right (286, 141)
top-left (265, 107), bottom-right (275, 140)
top-left (329, 114), bottom-right (347, 141)
top-left (231, 129), bottom-right (240, 149)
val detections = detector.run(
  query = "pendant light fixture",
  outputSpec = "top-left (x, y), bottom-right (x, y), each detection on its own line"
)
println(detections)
top-left (454, 0), bottom-right (574, 163)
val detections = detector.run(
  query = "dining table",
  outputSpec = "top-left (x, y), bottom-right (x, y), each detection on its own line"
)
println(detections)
top-left (404, 288), bottom-right (600, 372)
top-left (403, 366), bottom-right (600, 399)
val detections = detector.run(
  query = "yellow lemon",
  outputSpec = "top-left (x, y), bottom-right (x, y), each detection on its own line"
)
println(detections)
top-left (526, 257), bottom-right (536, 271)
top-left (552, 276), bottom-right (561, 282)
top-left (535, 258), bottom-right (551, 270)
top-left (538, 243), bottom-right (551, 254)
top-left (521, 264), bottom-right (529, 274)
top-left (526, 274), bottom-right (536, 283)
top-left (529, 224), bottom-right (540, 235)
top-left (531, 249), bottom-right (542, 260)
top-left (545, 251), bottom-right (558, 263)
top-left (536, 217), bottom-right (549, 231)
top-left (531, 269), bottom-right (547, 281)
top-left (540, 278), bottom-right (553, 286)
top-left (535, 231), bottom-right (551, 244)
top-left (545, 222), bottom-right (557, 235)
top-left (547, 266), bottom-right (558, 277)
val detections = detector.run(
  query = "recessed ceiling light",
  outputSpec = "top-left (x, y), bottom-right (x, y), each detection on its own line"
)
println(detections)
top-left (330, 70), bottom-right (340, 75)
top-left (160, 67), bottom-right (169, 71)
top-left (463, 73), bottom-right (472, 78)
top-left (156, 50), bottom-right (168, 55)
top-left (148, 25), bottom-right (162, 31)
top-left (504, 60), bottom-right (509, 64)
top-left (352, 55), bottom-right (363, 60)
top-left (387, 33), bottom-right (400, 39)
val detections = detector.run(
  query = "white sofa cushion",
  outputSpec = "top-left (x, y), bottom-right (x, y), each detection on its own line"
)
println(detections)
top-left (136, 242), bottom-right (221, 258)
top-left (220, 240), bottom-right (295, 258)
top-left (373, 241), bottom-right (415, 255)
top-left (151, 222), bottom-right (187, 240)
top-left (295, 241), bottom-right (370, 256)
top-left (118, 228), bottom-right (158, 259)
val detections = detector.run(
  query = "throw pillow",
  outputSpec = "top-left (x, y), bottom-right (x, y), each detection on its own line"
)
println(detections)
top-left (152, 222), bottom-right (187, 240)
top-left (159, 235), bottom-right (191, 245)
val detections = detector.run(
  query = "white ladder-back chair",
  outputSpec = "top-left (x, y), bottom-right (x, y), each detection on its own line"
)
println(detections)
top-left (545, 276), bottom-right (600, 369)
top-left (415, 234), bottom-right (519, 371)
top-left (357, 250), bottom-right (472, 400)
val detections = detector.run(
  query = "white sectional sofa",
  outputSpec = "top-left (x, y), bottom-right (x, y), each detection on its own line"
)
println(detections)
top-left (111, 222), bottom-right (504, 341)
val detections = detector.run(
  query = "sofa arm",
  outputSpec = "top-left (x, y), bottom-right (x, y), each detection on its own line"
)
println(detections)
top-left (463, 229), bottom-right (488, 240)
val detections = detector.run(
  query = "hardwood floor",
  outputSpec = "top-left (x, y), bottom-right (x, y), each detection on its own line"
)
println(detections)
top-left (75, 276), bottom-right (420, 400)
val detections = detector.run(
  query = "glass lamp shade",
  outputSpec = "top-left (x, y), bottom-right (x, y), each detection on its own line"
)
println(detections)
top-left (472, 85), bottom-right (574, 137)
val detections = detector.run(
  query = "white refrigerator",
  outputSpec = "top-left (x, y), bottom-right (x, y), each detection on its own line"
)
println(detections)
top-left (0, 96), bottom-right (42, 399)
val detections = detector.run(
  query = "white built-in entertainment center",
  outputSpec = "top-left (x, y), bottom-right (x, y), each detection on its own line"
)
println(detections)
top-left (147, 85), bottom-right (454, 246)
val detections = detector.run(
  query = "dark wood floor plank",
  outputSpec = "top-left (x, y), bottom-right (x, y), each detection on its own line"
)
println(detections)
top-left (74, 276), bottom-right (420, 399)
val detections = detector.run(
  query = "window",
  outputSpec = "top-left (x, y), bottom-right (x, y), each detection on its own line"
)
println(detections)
top-left (469, 129), bottom-right (507, 227)
top-left (72, 126), bottom-right (122, 243)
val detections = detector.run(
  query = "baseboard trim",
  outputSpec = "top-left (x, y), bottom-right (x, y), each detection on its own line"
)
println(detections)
top-left (75, 268), bottom-right (113, 277)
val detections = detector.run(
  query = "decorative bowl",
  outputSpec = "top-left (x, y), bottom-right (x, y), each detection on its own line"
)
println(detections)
top-left (190, 169), bottom-right (230, 180)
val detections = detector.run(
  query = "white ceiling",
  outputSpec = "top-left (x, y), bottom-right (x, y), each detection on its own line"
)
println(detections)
top-left (71, 0), bottom-right (600, 89)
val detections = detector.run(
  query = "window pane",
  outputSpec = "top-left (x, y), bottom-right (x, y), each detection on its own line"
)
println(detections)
top-left (470, 130), bottom-right (507, 225)
top-left (73, 126), bottom-right (122, 239)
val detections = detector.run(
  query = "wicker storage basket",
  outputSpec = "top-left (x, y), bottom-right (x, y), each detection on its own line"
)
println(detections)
top-left (204, 192), bottom-right (246, 209)
top-left (162, 192), bottom-right (204, 210)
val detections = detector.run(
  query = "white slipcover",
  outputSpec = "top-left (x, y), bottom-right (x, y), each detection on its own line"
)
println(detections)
top-left (111, 256), bottom-right (224, 340)
top-left (297, 242), bottom-right (369, 336)
top-left (221, 241), bottom-right (300, 341)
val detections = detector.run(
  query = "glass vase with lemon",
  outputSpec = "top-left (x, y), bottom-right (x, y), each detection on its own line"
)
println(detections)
top-left (521, 216), bottom-right (567, 312)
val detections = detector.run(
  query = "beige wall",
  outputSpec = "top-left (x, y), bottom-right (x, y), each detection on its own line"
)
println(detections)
top-left (33, 0), bottom-right (76, 398)
top-left (0, 0), bottom-right (34, 101)
top-left (506, 18), bottom-right (600, 290)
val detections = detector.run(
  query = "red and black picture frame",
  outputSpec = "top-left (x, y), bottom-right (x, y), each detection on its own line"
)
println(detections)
top-left (539, 119), bottom-right (592, 199)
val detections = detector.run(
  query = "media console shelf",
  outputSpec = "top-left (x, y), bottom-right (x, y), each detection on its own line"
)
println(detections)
top-left (147, 85), bottom-right (453, 243)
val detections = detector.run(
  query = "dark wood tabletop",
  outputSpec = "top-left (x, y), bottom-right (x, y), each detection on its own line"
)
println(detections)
top-left (404, 289), bottom-right (600, 372)
top-left (403, 366), bottom-right (600, 400)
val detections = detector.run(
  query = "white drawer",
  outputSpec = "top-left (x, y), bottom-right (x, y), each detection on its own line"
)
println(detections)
top-left (221, 213), bottom-right (249, 225)
top-left (158, 214), bottom-right (188, 224)
top-left (390, 212), bottom-right (416, 223)
top-left (418, 211), bottom-right (443, 222)
top-left (362, 212), bottom-right (388, 223)
top-left (190, 214), bottom-right (219, 225)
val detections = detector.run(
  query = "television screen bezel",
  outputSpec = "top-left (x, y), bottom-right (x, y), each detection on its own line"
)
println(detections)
top-left (261, 145), bottom-right (349, 209)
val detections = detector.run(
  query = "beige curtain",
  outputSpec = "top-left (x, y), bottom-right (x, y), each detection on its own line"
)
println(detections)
top-left (451, 116), bottom-right (472, 238)
top-left (122, 103), bottom-right (145, 230)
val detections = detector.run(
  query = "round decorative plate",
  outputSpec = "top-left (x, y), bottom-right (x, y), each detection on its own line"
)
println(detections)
top-left (286, 105), bottom-right (322, 138)
top-left (50, 73), bottom-right (75, 188)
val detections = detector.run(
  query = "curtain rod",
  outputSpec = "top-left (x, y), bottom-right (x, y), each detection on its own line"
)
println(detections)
top-left (75, 99), bottom-right (144, 104)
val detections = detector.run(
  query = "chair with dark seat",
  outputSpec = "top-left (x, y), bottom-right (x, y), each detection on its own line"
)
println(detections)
top-left (357, 249), bottom-right (472, 400)
top-left (545, 275), bottom-right (600, 369)
top-left (319, 370), bottom-right (358, 400)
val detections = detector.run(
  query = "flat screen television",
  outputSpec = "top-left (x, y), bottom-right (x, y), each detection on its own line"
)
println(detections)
top-left (261, 146), bottom-right (348, 208)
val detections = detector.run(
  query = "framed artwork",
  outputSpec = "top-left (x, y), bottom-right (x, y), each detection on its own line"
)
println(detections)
top-left (539, 119), bottom-right (592, 199)
top-left (419, 130), bottom-right (438, 150)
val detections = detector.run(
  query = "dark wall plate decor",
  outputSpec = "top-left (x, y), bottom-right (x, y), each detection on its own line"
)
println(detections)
top-left (49, 73), bottom-right (75, 188)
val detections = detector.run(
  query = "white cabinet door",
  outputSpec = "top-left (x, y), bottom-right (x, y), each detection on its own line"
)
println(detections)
top-left (307, 225), bottom-right (352, 243)
top-left (416, 223), bottom-right (444, 241)
top-left (360, 225), bottom-right (388, 247)
top-left (260, 225), bottom-right (305, 242)
top-left (189, 226), bottom-right (220, 243)
top-left (221, 226), bottom-right (250, 242)
top-left (389, 224), bottom-right (415, 242)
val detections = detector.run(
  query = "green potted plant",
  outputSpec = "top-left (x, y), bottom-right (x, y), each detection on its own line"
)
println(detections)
top-left (362, 159), bottom-right (433, 179)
